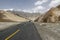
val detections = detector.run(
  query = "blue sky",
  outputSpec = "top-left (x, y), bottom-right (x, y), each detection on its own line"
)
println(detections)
top-left (0, 0), bottom-right (60, 13)
top-left (0, 0), bottom-right (36, 9)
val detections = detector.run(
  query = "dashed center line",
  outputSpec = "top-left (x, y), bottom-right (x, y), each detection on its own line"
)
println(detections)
top-left (5, 29), bottom-right (20, 40)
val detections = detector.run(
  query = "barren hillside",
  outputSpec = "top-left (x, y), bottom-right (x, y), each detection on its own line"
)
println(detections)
top-left (35, 5), bottom-right (60, 23)
top-left (7, 11), bottom-right (41, 21)
top-left (0, 10), bottom-right (28, 22)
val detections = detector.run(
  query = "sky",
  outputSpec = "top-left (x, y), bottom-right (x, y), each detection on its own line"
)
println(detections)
top-left (0, 0), bottom-right (60, 13)
top-left (0, 0), bottom-right (36, 9)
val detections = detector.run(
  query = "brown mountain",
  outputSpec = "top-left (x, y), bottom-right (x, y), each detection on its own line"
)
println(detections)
top-left (35, 5), bottom-right (60, 23)
top-left (7, 11), bottom-right (41, 21)
top-left (0, 10), bottom-right (28, 22)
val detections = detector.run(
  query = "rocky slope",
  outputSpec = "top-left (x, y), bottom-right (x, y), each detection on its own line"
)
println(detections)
top-left (35, 5), bottom-right (60, 23)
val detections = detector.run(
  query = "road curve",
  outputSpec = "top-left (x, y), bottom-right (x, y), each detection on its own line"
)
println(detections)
top-left (0, 21), bottom-right (42, 40)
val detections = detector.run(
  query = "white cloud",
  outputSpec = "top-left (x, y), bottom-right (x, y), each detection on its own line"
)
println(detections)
top-left (33, 6), bottom-right (45, 10)
top-left (49, 0), bottom-right (60, 7)
top-left (32, 6), bottom-right (45, 13)
top-left (33, 0), bottom-right (48, 13)
top-left (35, 0), bottom-right (48, 6)
top-left (35, 1), bottom-right (42, 6)
top-left (8, 0), bottom-right (60, 13)
top-left (2, 0), bottom-right (60, 13)
top-left (33, 0), bottom-right (60, 13)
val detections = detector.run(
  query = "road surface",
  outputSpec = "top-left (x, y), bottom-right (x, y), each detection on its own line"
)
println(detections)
top-left (0, 21), bottom-right (42, 40)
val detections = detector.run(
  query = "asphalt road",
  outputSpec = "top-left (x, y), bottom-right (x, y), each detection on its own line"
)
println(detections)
top-left (0, 21), bottom-right (42, 40)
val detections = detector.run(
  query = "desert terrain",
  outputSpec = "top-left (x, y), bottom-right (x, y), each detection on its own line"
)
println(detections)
top-left (0, 5), bottom-right (60, 40)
